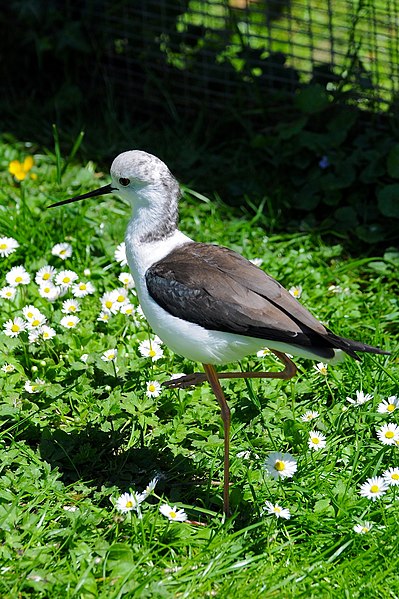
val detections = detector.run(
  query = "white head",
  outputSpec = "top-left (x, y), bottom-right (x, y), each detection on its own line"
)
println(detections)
top-left (50, 150), bottom-right (181, 242)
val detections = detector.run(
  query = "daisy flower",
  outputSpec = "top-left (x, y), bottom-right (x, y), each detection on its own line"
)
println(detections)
top-left (101, 349), bottom-right (118, 362)
top-left (257, 348), bottom-right (271, 358)
top-left (262, 501), bottom-right (291, 519)
top-left (347, 390), bottom-right (373, 406)
top-left (264, 451), bottom-right (298, 480)
top-left (3, 317), bottom-right (26, 337)
top-left (118, 272), bottom-right (135, 288)
top-left (138, 339), bottom-right (164, 361)
top-left (146, 380), bottom-right (162, 398)
top-left (22, 305), bottom-right (41, 320)
top-left (289, 285), bottom-right (302, 299)
top-left (28, 329), bottom-right (41, 344)
top-left (113, 287), bottom-right (129, 307)
top-left (81, 354), bottom-right (89, 363)
top-left (60, 315), bottom-right (80, 329)
top-left (313, 362), bottom-right (328, 376)
top-left (382, 467), bottom-right (399, 486)
top-left (55, 270), bottom-right (78, 288)
top-left (25, 312), bottom-right (46, 330)
top-left (40, 325), bottom-right (56, 341)
top-left (120, 303), bottom-right (135, 316)
top-left (6, 265), bottom-right (30, 287)
top-left (52, 242), bottom-right (72, 260)
top-left (353, 522), bottom-right (373, 534)
top-left (159, 504), bottom-right (187, 522)
top-left (71, 281), bottom-right (96, 298)
top-left (377, 396), bottom-right (399, 414)
top-left (35, 265), bottom-right (56, 285)
top-left (62, 299), bottom-right (81, 314)
top-left (308, 430), bottom-right (327, 451)
top-left (1, 363), bottom-right (16, 373)
top-left (115, 491), bottom-right (146, 513)
top-left (24, 378), bottom-right (45, 394)
top-left (359, 476), bottom-right (388, 501)
top-left (100, 291), bottom-right (120, 314)
top-left (143, 475), bottom-right (160, 497)
top-left (301, 410), bottom-right (319, 422)
top-left (114, 242), bottom-right (127, 266)
top-left (0, 236), bottom-right (19, 257)
top-left (376, 423), bottom-right (399, 446)
top-left (38, 282), bottom-right (60, 301)
top-left (0, 286), bottom-right (16, 300)
top-left (97, 311), bottom-right (111, 323)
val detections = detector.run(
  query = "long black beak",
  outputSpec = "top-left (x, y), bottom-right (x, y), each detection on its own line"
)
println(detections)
top-left (48, 183), bottom-right (116, 208)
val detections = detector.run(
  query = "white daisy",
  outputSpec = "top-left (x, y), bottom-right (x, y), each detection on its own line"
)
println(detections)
top-left (353, 521), bottom-right (373, 534)
top-left (71, 280), bottom-right (96, 298)
top-left (289, 285), bottom-right (302, 299)
top-left (264, 451), bottom-right (298, 480)
top-left (313, 362), bottom-right (328, 376)
top-left (0, 236), bottom-right (19, 257)
top-left (138, 339), bottom-right (164, 361)
top-left (24, 378), bottom-right (45, 394)
top-left (81, 353), bottom-right (89, 363)
top-left (55, 270), bottom-right (78, 288)
top-left (60, 315), bottom-right (80, 329)
top-left (6, 265), bottom-right (30, 287)
top-left (376, 423), bottom-right (399, 446)
top-left (1, 363), bottom-right (16, 373)
top-left (35, 265), bottom-right (56, 285)
top-left (61, 299), bottom-right (81, 314)
top-left (40, 325), bottom-right (56, 341)
top-left (118, 272), bottom-right (135, 288)
top-left (301, 410), bottom-right (319, 422)
top-left (28, 328), bottom-right (41, 344)
top-left (143, 475), bottom-right (160, 496)
top-left (308, 430), bottom-right (327, 451)
top-left (97, 311), bottom-right (111, 323)
top-left (22, 305), bottom-right (41, 321)
top-left (52, 242), bottom-right (72, 260)
top-left (377, 396), bottom-right (399, 414)
top-left (0, 286), bottom-right (16, 300)
top-left (382, 467), bottom-right (399, 486)
top-left (115, 491), bottom-right (146, 513)
top-left (100, 291), bottom-right (120, 314)
top-left (101, 349), bottom-right (118, 362)
top-left (146, 380), bottom-right (162, 398)
top-left (347, 390), bottom-right (373, 406)
top-left (359, 476), bottom-right (388, 501)
top-left (257, 348), bottom-right (271, 358)
top-left (120, 303), bottom-right (135, 316)
top-left (262, 501), bottom-right (291, 519)
top-left (3, 317), bottom-right (26, 337)
top-left (249, 258), bottom-right (263, 267)
top-left (38, 282), bottom-right (61, 301)
top-left (159, 504), bottom-right (187, 522)
top-left (113, 287), bottom-right (129, 307)
top-left (25, 313), bottom-right (46, 330)
top-left (114, 241), bottom-right (127, 266)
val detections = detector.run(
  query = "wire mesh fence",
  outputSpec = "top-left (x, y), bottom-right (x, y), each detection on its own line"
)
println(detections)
top-left (100, 0), bottom-right (399, 114)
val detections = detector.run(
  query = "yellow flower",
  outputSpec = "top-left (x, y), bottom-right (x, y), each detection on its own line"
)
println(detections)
top-left (8, 156), bottom-right (36, 181)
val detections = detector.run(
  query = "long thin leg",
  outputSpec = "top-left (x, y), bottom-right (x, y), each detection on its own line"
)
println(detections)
top-left (164, 351), bottom-right (297, 388)
top-left (203, 363), bottom-right (231, 517)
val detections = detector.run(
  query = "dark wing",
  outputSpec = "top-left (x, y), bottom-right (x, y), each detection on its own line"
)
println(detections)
top-left (145, 242), bottom-right (388, 359)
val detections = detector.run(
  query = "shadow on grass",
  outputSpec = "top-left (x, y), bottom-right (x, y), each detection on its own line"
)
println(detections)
top-left (37, 423), bottom-right (225, 510)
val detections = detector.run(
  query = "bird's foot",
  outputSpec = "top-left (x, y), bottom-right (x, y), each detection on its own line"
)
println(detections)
top-left (163, 372), bottom-right (207, 388)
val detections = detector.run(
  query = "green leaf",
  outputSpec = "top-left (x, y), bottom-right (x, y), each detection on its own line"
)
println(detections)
top-left (294, 85), bottom-right (330, 114)
top-left (377, 184), bottom-right (399, 217)
top-left (387, 144), bottom-right (399, 178)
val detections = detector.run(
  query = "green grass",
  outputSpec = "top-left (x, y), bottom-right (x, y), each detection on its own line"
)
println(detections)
top-left (0, 137), bottom-right (398, 598)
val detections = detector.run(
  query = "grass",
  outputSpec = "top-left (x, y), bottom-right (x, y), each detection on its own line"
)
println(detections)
top-left (0, 136), bottom-right (398, 598)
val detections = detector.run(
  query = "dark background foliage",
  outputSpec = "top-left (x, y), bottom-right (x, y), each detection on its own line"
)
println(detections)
top-left (1, 0), bottom-right (399, 248)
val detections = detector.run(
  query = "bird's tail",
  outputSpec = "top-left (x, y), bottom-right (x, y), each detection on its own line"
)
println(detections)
top-left (327, 332), bottom-right (390, 361)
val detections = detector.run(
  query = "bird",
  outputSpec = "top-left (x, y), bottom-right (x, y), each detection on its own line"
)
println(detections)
top-left (49, 150), bottom-right (390, 515)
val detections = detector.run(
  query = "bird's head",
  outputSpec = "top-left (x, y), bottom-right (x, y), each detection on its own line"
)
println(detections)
top-left (48, 150), bottom-right (180, 211)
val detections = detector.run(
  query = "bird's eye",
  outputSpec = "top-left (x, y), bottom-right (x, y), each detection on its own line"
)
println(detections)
top-left (119, 177), bottom-right (130, 186)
